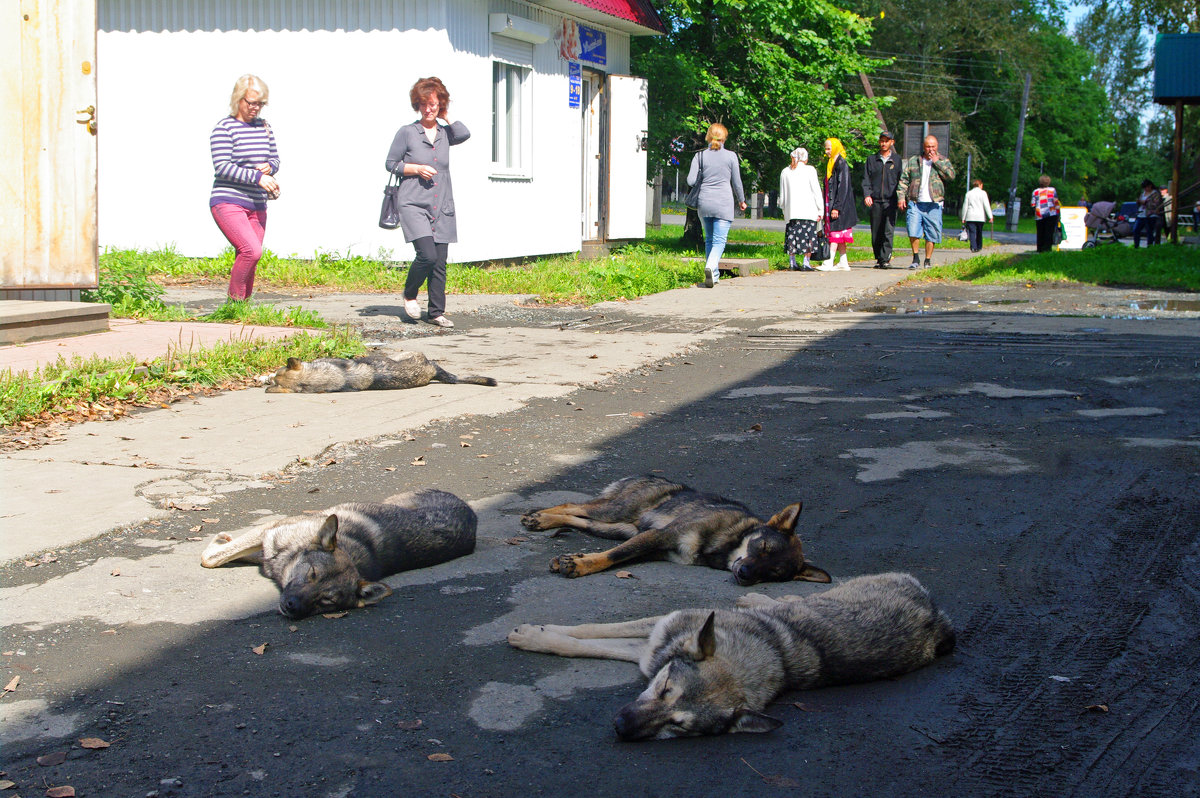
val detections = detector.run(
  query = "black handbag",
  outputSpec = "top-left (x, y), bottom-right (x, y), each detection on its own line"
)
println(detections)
top-left (379, 172), bottom-right (402, 229)
top-left (685, 152), bottom-right (704, 209)
top-left (812, 230), bottom-right (831, 261)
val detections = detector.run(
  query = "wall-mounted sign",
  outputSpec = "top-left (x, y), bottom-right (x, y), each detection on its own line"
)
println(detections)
top-left (555, 19), bottom-right (606, 66)
top-left (568, 62), bottom-right (581, 108)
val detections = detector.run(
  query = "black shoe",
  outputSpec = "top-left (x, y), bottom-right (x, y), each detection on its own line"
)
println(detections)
top-left (923, 258), bottom-right (933, 269)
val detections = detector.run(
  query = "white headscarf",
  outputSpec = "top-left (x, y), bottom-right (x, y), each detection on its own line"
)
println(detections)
top-left (791, 147), bottom-right (808, 163)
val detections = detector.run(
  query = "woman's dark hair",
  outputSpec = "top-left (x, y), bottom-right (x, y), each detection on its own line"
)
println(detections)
top-left (410, 77), bottom-right (450, 114)
top-left (1141, 179), bottom-right (1157, 190)
top-left (972, 179), bottom-right (983, 188)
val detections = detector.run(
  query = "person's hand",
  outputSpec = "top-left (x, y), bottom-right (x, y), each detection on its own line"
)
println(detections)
top-left (739, 201), bottom-right (747, 211)
top-left (254, 163), bottom-right (272, 174)
top-left (865, 196), bottom-right (874, 208)
top-left (411, 164), bottom-right (438, 180)
top-left (831, 209), bottom-right (839, 219)
top-left (898, 198), bottom-right (907, 211)
top-left (259, 174), bottom-right (280, 198)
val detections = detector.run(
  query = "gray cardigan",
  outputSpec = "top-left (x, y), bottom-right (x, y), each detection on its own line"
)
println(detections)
top-left (686, 146), bottom-right (745, 221)
top-left (385, 120), bottom-right (471, 243)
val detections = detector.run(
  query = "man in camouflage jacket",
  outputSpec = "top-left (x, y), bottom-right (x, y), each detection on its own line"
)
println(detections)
top-left (897, 135), bottom-right (955, 269)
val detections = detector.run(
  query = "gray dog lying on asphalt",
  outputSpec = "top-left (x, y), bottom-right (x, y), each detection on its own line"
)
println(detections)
top-left (200, 490), bottom-right (477, 619)
top-left (508, 572), bottom-right (955, 740)
top-left (265, 352), bottom-right (497, 393)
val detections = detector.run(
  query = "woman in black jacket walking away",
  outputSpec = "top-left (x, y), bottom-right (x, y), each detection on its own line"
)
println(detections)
top-left (816, 138), bottom-right (858, 271)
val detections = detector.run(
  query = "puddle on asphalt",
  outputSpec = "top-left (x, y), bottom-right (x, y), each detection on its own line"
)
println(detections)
top-left (1128, 299), bottom-right (1200, 312)
top-left (974, 299), bottom-right (1033, 305)
top-left (852, 297), bottom-right (939, 313)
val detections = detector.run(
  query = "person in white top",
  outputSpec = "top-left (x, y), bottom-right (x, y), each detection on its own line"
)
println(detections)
top-left (779, 147), bottom-right (824, 271)
top-left (961, 179), bottom-right (994, 253)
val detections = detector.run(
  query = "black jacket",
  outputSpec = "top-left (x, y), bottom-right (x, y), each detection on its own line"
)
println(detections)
top-left (861, 152), bottom-right (900, 202)
top-left (826, 156), bottom-right (858, 232)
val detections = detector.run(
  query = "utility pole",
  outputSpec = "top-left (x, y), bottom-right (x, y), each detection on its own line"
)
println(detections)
top-left (1007, 72), bottom-right (1032, 233)
top-left (858, 72), bottom-right (888, 130)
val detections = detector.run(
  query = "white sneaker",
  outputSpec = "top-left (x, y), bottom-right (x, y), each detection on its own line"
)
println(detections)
top-left (404, 299), bottom-right (421, 319)
top-left (814, 260), bottom-right (837, 271)
top-left (835, 257), bottom-right (851, 271)
top-left (429, 315), bottom-right (454, 328)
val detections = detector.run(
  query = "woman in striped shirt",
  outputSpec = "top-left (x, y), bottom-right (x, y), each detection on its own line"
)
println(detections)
top-left (209, 74), bottom-right (280, 300)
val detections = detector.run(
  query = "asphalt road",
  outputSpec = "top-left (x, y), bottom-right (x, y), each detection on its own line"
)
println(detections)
top-left (3, 285), bottom-right (1199, 797)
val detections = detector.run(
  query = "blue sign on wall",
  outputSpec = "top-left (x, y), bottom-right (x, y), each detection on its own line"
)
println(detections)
top-left (568, 62), bottom-right (581, 108)
top-left (578, 24), bottom-right (606, 66)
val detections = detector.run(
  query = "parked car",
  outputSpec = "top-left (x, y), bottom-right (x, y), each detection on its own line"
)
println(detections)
top-left (1116, 201), bottom-right (1139, 223)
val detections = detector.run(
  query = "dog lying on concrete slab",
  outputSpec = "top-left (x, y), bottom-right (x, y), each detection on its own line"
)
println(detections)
top-left (520, 475), bottom-right (830, 584)
top-left (508, 572), bottom-right (955, 739)
top-left (265, 352), bottom-right (497, 393)
top-left (200, 489), bottom-right (476, 619)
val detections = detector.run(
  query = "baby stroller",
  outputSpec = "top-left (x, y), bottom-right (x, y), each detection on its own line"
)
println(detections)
top-left (1081, 200), bottom-right (1131, 248)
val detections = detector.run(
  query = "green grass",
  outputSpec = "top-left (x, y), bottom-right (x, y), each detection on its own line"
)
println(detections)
top-left (920, 244), bottom-right (1200, 291)
top-left (1, 328), bottom-right (366, 428)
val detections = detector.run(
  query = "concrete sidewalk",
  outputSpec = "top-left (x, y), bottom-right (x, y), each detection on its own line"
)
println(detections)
top-left (0, 247), bottom-right (1028, 563)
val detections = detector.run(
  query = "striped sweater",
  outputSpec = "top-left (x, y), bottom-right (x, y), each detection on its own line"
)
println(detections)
top-left (209, 116), bottom-right (280, 210)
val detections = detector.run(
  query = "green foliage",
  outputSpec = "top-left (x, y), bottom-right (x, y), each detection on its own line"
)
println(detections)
top-left (203, 300), bottom-right (327, 328)
top-left (84, 249), bottom-right (175, 314)
top-left (921, 244), bottom-right (1200, 290)
top-left (634, 0), bottom-right (884, 189)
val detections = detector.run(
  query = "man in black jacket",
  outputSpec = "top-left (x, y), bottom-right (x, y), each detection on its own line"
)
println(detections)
top-left (861, 131), bottom-right (901, 269)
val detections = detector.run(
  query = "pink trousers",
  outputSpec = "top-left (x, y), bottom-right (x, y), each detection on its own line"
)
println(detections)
top-left (211, 203), bottom-right (267, 300)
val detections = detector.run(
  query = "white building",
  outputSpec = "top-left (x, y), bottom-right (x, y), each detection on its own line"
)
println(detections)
top-left (97, 0), bottom-right (663, 265)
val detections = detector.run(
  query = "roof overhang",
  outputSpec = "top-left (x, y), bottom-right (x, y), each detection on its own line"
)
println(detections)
top-left (529, 0), bottom-right (666, 36)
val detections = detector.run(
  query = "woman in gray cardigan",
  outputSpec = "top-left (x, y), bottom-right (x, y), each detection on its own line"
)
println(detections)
top-left (686, 124), bottom-right (747, 288)
top-left (385, 77), bottom-right (471, 327)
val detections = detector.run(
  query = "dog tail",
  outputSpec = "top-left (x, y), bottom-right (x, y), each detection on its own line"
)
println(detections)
top-left (432, 363), bottom-right (498, 387)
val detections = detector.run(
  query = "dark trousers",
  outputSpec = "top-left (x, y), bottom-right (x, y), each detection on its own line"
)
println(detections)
top-left (964, 221), bottom-right (984, 252)
top-left (405, 237), bottom-right (449, 318)
top-left (1035, 215), bottom-right (1058, 252)
top-left (868, 199), bottom-right (897, 264)
top-left (1132, 216), bottom-right (1160, 247)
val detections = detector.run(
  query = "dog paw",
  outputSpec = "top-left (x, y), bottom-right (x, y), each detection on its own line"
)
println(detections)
top-left (521, 512), bottom-right (550, 531)
top-left (212, 532), bottom-right (233, 545)
top-left (549, 554), bottom-right (582, 578)
top-left (735, 592), bottom-right (779, 609)
top-left (508, 624), bottom-right (548, 650)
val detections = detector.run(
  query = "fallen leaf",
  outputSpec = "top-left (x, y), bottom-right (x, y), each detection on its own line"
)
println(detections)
top-left (322, 458), bottom-right (337, 466)
top-left (186, 536), bottom-right (203, 542)
top-left (201, 518), bottom-right (219, 524)
top-left (189, 525), bottom-right (202, 533)
top-left (322, 612), bottom-right (348, 620)
top-left (411, 456), bottom-right (426, 466)
top-left (110, 568), bottom-right (121, 577)
top-left (460, 441), bottom-right (471, 448)
top-left (46, 787), bottom-right (76, 797)
top-left (24, 561), bottom-right (38, 568)
top-left (251, 644), bottom-right (267, 655)
top-left (614, 571), bottom-right (636, 579)
top-left (476, 454), bottom-right (491, 458)
top-left (748, 423), bottom-right (762, 432)
top-left (397, 719), bottom-right (423, 730)
top-left (504, 537), bottom-right (528, 545)
top-left (37, 751), bottom-right (68, 766)
top-left (101, 630), bottom-right (117, 636)
top-left (308, 487), bottom-right (320, 493)
top-left (1084, 704), bottom-right (1109, 713)
top-left (4, 676), bottom-right (18, 694)
top-left (427, 753), bottom-right (453, 762)
top-left (0, 780), bottom-right (15, 789)
top-left (384, 467), bottom-right (396, 472)
top-left (588, 354), bottom-right (598, 359)
top-left (630, 412), bottom-right (646, 418)
top-left (79, 737), bottom-right (110, 749)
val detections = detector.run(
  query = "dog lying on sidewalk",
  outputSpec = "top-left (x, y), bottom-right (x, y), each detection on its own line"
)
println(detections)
top-left (200, 489), bottom-right (476, 619)
top-left (520, 475), bottom-right (830, 585)
top-left (508, 572), bottom-right (956, 739)
top-left (265, 351), bottom-right (497, 393)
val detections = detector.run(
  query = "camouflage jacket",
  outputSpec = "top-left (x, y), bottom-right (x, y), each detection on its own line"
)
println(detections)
top-left (896, 155), bottom-right (955, 203)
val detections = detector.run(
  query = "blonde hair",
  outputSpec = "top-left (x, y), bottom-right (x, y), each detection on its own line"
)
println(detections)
top-left (228, 74), bottom-right (269, 117)
top-left (1038, 175), bottom-right (1052, 187)
top-left (705, 123), bottom-right (728, 151)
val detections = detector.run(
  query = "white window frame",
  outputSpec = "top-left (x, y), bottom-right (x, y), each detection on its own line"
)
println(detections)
top-left (491, 60), bottom-right (533, 179)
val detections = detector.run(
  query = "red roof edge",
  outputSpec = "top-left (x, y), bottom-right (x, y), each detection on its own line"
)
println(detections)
top-left (567, 0), bottom-right (667, 34)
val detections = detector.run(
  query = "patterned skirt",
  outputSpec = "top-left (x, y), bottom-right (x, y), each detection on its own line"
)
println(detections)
top-left (785, 219), bottom-right (820, 254)
top-left (828, 227), bottom-right (854, 244)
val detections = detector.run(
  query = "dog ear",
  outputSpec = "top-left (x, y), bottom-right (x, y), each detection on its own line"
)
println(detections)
top-left (728, 709), bottom-right (783, 734)
top-left (317, 515), bottom-right (340, 551)
top-left (765, 502), bottom-right (803, 534)
top-left (286, 357), bottom-right (304, 371)
top-left (357, 580), bottom-right (393, 606)
top-left (794, 563), bottom-right (832, 583)
top-left (690, 612), bottom-right (717, 661)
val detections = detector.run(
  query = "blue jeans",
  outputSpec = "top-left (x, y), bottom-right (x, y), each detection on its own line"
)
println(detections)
top-left (905, 201), bottom-right (943, 244)
top-left (702, 217), bottom-right (731, 274)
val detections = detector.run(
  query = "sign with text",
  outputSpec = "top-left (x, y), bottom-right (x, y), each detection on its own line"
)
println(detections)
top-left (577, 24), bottom-right (606, 66)
top-left (568, 62), bottom-right (581, 108)
top-left (1058, 206), bottom-right (1088, 250)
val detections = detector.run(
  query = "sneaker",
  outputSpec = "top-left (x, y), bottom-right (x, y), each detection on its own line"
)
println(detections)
top-left (429, 315), bottom-right (454, 328)
top-left (923, 259), bottom-right (933, 269)
top-left (814, 261), bottom-right (837, 272)
top-left (404, 299), bottom-right (421, 319)
top-left (835, 259), bottom-right (851, 271)
top-left (703, 269), bottom-right (716, 288)
top-left (908, 257), bottom-right (920, 270)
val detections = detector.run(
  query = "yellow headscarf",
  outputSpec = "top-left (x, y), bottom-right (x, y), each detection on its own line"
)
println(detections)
top-left (825, 138), bottom-right (847, 179)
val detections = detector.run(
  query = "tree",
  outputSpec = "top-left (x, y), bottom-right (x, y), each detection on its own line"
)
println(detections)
top-left (633, 0), bottom-right (887, 194)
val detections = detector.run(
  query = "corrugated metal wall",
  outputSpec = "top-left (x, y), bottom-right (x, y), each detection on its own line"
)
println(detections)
top-left (99, 0), bottom-right (445, 33)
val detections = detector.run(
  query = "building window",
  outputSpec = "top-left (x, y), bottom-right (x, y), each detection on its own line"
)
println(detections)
top-left (492, 61), bottom-right (531, 176)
